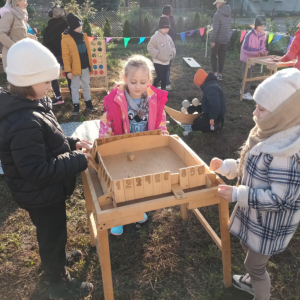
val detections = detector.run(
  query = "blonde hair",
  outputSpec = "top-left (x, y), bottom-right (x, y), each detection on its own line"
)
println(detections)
top-left (118, 55), bottom-right (153, 90)
top-left (52, 6), bottom-right (65, 18)
top-left (236, 143), bottom-right (250, 186)
top-left (6, 0), bottom-right (19, 9)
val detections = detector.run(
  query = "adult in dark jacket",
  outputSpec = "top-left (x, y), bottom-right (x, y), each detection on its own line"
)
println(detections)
top-left (0, 38), bottom-right (94, 299)
top-left (43, 5), bottom-right (71, 105)
top-left (162, 5), bottom-right (177, 90)
top-left (211, 0), bottom-right (231, 81)
top-left (188, 69), bottom-right (226, 133)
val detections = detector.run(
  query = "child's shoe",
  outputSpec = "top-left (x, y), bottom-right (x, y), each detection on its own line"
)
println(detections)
top-left (166, 85), bottom-right (172, 91)
top-left (49, 271), bottom-right (93, 300)
top-left (111, 226), bottom-right (123, 236)
top-left (138, 213), bottom-right (148, 224)
top-left (85, 100), bottom-right (97, 112)
top-left (243, 93), bottom-right (254, 101)
top-left (232, 273), bottom-right (254, 296)
top-left (52, 96), bottom-right (64, 106)
top-left (72, 104), bottom-right (79, 116)
top-left (217, 74), bottom-right (223, 81)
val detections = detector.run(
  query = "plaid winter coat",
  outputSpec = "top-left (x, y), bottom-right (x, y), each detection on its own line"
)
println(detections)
top-left (224, 126), bottom-right (300, 256)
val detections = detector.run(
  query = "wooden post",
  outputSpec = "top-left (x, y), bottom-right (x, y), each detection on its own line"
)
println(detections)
top-left (218, 199), bottom-right (232, 288)
top-left (98, 230), bottom-right (114, 300)
top-left (240, 59), bottom-right (250, 101)
top-left (180, 203), bottom-right (188, 220)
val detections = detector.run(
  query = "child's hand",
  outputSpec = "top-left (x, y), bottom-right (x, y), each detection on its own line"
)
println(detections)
top-left (211, 42), bottom-right (216, 48)
top-left (209, 158), bottom-right (223, 171)
top-left (210, 119), bottom-right (215, 126)
top-left (76, 139), bottom-right (92, 151)
top-left (218, 185), bottom-right (233, 202)
top-left (67, 73), bottom-right (74, 80)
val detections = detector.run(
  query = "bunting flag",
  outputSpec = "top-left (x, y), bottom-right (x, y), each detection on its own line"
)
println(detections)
top-left (124, 37), bottom-right (131, 48)
top-left (268, 33), bottom-right (274, 44)
top-left (240, 31), bottom-right (246, 42)
top-left (180, 32), bottom-right (186, 42)
top-left (287, 36), bottom-right (295, 51)
top-left (87, 36), bottom-right (95, 42)
top-left (199, 27), bottom-right (205, 36)
top-left (186, 30), bottom-right (196, 37)
top-left (138, 37), bottom-right (146, 44)
top-left (272, 35), bottom-right (283, 44)
top-left (106, 37), bottom-right (112, 43)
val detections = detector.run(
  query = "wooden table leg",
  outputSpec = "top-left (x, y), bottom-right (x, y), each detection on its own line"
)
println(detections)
top-left (218, 199), bottom-right (232, 288)
top-left (240, 60), bottom-right (250, 101)
top-left (98, 229), bottom-right (114, 300)
top-left (180, 203), bottom-right (188, 220)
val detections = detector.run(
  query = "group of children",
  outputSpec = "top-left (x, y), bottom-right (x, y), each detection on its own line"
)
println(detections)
top-left (0, 6), bottom-right (300, 300)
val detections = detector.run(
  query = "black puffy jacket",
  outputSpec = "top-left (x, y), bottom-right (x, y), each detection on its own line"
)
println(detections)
top-left (0, 91), bottom-right (88, 209)
top-left (200, 73), bottom-right (226, 120)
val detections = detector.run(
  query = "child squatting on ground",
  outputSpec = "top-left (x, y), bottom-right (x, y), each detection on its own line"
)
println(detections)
top-left (99, 55), bottom-right (169, 235)
top-left (189, 69), bottom-right (226, 133)
top-left (210, 69), bottom-right (300, 300)
top-left (62, 13), bottom-right (97, 116)
top-left (241, 15), bottom-right (268, 101)
top-left (0, 39), bottom-right (94, 300)
top-left (147, 16), bottom-right (176, 90)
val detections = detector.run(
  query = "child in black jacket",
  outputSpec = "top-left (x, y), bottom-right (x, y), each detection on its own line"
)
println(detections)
top-left (189, 69), bottom-right (226, 132)
top-left (0, 39), bottom-right (93, 299)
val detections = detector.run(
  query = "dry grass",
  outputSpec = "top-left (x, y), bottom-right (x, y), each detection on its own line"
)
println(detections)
top-left (1, 40), bottom-right (300, 300)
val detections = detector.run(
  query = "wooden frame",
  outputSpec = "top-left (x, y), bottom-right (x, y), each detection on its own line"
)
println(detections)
top-left (82, 133), bottom-right (232, 299)
top-left (240, 55), bottom-right (295, 101)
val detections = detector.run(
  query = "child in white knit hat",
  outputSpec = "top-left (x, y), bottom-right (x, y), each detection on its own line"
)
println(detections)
top-left (0, 39), bottom-right (94, 299)
top-left (210, 68), bottom-right (300, 300)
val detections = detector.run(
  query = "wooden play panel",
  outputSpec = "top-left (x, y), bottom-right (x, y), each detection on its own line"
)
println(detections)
top-left (83, 130), bottom-right (232, 300)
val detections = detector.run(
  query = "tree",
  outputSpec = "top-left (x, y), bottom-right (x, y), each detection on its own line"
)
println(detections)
top-left (190, 12), bottom-right (201, 30)
top-left (103, 18), bottom-right (112, 37)
top-left (143, 17), bottom-right (150, 37)
top-left (123, 19), bottom-right (131, 37)
top-left (64, 0), bottom-right (96, 19)
top-left (176, 17), bottom-right (184, 33)
top-left (83, 18), bottom-right (92, 36)
top-left (93, 0), bottom-right (120, 11)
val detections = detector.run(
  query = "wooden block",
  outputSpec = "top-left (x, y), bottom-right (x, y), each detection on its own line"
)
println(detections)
top-left (127, 153), bottom-right (135, 161)
top-left (171, 173), bottom-right (179, 185)
top-left (207, 173), bottom-right (217, 186)
top-left (123, 178), bottom-right (135, 201)
top-left (134, 176), bottom-right (144, 199)
top-left (188, 166), bottom-right (198, 188)
top-left (171, 184), bottom-right (186, 199)
top-left (162, 172), bottom-right (172, 193)
top-left (206, 175), bottom-right (212, 188)
top-left (153, 173), bottom-right (163, 196)
top-left (144, 175), bottom-right (154, 197)
top-left (112, 180), bottom-right (125, 203)
top-left (197, 165), bottom-right (206, 186)
top-left (179, 168), bottom-right (189, 189)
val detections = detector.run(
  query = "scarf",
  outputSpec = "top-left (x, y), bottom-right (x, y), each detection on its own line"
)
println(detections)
top-left (125, 89), bottom-right (149, 120)
top-left (68, 30), bottom-right (84, 41)
top-left (4, 3), bottom-right (28, 21)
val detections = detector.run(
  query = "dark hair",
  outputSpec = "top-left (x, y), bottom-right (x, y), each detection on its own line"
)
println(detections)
top-left (162, 5), bottom-right (172, 16)
top-left (9, 84), bottom-right (36, 98)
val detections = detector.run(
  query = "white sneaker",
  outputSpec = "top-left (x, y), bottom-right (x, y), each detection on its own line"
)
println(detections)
top-left (166, 85), bottom-right (172, 91)
top-left (232, 274), bottom-right (254, 296)
top-left (243, 93), bottom-right (254, 101)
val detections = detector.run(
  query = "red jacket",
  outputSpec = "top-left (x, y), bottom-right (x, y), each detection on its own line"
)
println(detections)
top-left (281, 30), bottom-right (300, 70)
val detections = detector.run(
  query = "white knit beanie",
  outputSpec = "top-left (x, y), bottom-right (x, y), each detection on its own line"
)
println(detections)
top-left (253, 68), bottom-right (300, 112)
top-left (6, 39), bottom-right (60, 87)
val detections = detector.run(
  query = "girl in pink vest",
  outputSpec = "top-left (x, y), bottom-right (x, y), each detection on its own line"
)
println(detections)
top-left (99, 55), bottom-right (169, 235)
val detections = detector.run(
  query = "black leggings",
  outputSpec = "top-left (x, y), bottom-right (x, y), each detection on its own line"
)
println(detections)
top-left (153, 63), bottom-right (170, 90)
top-left (211, 43), bottom-right (227, 74)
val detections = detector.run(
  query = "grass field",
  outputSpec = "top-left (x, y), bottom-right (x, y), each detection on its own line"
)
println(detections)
top-left (1, 40), bottom-right (300, 300)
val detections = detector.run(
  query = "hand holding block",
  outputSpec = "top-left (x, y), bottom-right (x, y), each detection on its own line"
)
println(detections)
top-left (127, 153), bottom-right (135, 161)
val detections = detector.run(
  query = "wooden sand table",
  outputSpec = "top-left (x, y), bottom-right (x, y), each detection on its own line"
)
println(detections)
top-left (240, 55), bottom-right (295, 101)
top-left (82, 130), bottom-right (232, 300)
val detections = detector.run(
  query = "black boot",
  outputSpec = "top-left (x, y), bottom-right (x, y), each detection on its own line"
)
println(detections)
top-left (85, 100), bottom-right (97, 112)
top-left (72, 104), bottom-right (80, 116)
top-left (49, 271), bottom-right (93, 300)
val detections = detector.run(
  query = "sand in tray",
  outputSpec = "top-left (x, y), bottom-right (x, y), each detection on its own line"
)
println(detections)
top-left (102, 146), bottom-right (186, 180)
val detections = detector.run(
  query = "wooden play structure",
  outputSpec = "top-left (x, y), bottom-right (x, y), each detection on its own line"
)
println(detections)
top-left (60, 38), bottom-right (108, 99)
top-left (82, 130), bottom-right (232, 300)
top-left (240, 55), bottom-right (295, 101)
top-left (164, 105), bottom-right (201, 125)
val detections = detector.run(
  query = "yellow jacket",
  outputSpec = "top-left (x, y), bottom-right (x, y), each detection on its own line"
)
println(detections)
top-left (61, 32), bottom-right (93, 76)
